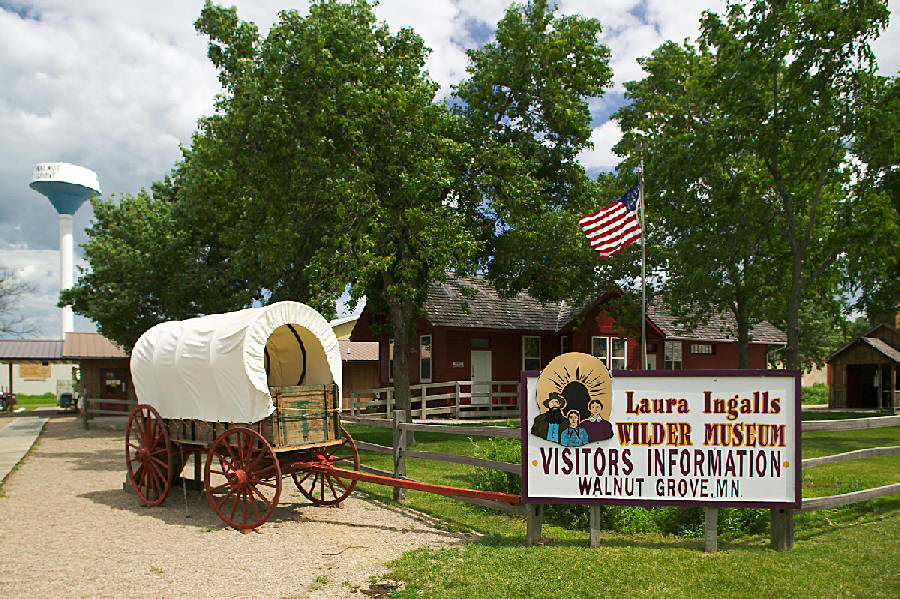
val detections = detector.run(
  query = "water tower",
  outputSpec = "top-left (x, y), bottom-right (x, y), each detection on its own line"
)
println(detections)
top-left (29, 162), bottom-right (101, 339)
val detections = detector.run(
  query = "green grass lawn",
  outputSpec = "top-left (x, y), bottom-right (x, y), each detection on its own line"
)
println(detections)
top-left (344, 422), bottom-right (900, 598)
top-left (6, 392), bottom-right (57, 411)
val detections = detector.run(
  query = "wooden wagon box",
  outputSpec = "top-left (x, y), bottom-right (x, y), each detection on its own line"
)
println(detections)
top-left (164, 384), bottom-right (340, 449)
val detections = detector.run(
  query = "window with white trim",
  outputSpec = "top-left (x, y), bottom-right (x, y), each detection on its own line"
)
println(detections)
top-left (523, 336), bottom-right (541, 371)
top-left (664, 341), bottom-right (682, 369)
top-left (591, 336), bottom-right (627, 369)
top-left (610, 337), bottom-right (627, 370)
top-left (591, 336), bottom-right (609, 363)
top-left (420, 335), bottom-right (432, 383)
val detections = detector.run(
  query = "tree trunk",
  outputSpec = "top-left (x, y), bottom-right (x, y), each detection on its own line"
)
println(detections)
top-left (386, 291), bottom-right (417, 445)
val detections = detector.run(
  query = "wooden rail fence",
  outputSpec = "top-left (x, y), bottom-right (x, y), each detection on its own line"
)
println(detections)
top-left (81, 393), bottom-right (137, 429)
top-left (348, 380), bottom-right (520, 420)
top-left (341, 413), bottom-right (900, 551)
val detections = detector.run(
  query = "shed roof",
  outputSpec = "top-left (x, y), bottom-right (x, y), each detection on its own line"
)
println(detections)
top-left (862, 337), bottom-right (900, 362)
top-left (62, 332), bottom-right (129, 359)
top-left (338, 339), bottom-right (379, 362)
top-left (826, 323), bottom-right (900, 363)
top-left (0, 339), bottom-right (64, 360)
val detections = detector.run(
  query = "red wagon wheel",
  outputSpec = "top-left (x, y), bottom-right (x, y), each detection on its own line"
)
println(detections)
top-left (292, 426), bottom-right (359, 505)
top-left (204, 427), bottom-right (282, 530)
top-left (125, 404), bottom-right (172, 506)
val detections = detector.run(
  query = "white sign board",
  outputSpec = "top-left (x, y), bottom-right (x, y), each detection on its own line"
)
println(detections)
top-left (521, 354), bottom-right (800, 508)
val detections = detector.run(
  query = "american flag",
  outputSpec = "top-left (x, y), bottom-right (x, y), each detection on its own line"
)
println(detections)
top-left (579, 183), bottom-right (642, 258)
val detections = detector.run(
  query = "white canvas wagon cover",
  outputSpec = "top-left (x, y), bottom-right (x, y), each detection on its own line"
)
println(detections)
top-left (131, 301), bottom-right (341, 423)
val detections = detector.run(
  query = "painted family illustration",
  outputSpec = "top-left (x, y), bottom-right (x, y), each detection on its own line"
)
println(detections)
top-left (530, 352), bottom-right (614, 447)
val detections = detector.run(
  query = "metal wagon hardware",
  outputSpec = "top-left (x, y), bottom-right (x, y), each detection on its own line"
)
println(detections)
top-left (127, 301), bottom-right (519, 531)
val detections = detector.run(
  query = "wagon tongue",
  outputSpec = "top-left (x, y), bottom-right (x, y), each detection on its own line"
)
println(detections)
top-left (294, 463), bottom-right (521, 504)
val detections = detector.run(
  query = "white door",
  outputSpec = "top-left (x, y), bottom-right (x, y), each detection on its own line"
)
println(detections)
top-left (645, 354), bottom-right (657, 370)
top-left (470, 350), bottom-right (492, 405)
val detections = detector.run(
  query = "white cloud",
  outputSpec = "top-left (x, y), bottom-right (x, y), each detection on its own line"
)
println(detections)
top-left (577, 121), bottom-right (623, 171)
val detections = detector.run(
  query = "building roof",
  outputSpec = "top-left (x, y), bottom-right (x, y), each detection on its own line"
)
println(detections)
top-left (425, 276), bottom-right (570, 331)
top-left (646, 298), bottom-right (787, 345)
top-left (338, 339), bottom-right (379, 362)
top-left (62, 332), bottom-right (129, 359)
top-left (420, 275), bottom-right (785, 345)
top-left (826, 323), bottom-right (900, 363)
top-left (861, 337), bottom-right (900, 362)
top-left (0, 339), bottom-right (65, 360)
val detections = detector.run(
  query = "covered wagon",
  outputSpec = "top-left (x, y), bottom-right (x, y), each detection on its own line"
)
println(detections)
top-left (127, 301), bottom-right (360, 530)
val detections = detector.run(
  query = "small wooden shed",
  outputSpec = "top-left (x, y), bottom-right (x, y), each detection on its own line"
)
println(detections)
top-left (825, 324), bottom-right (899, 411)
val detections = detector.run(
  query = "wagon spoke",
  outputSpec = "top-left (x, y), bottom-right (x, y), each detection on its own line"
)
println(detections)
top-left (249, 493), bottom-right (262, 520)
top-left (254, 464), bottom-right (278, 480)
top-left (209, 482), bottom-right (230, 493)
top-left (332, 476), bottom-right (350, 491)
top-left (255, 480), bottom-right (277, 489)
top-left (215, 453), bottom-right (232, 475)
top-left (229, 492), bottom-right (240, 521)
top-left (224, 440), bottom-right (238, 467)
top-left (241, 490), bottom-right (248, 525)
top-left (217, 487), bottom-right (237, 510)
top-left (150, 456), bottom-right (168, 469)
top-left (326, 477), bottom-right (340, 499)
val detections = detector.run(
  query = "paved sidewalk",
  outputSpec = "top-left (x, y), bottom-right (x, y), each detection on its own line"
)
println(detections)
top-left (0, 417), bottom-right (47, 484)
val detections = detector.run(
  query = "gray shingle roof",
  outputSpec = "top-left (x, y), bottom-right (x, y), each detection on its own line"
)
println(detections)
top-left (425, 276), bottom-right (568, 331)
top-left (646, 298), bottom-right (787, 345)
top-left (0, 340), bottom-right (64, 360)
top-left (862, 337), bottom-right (900, 362)
top-left (423, 276), bottom-right (786, 345)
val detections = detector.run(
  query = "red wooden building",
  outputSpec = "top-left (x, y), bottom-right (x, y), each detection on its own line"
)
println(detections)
top-left (350, 275), bottom-right (786, 388)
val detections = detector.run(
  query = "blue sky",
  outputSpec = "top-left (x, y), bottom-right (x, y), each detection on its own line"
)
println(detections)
top-left (1, 0), bottom-right (897, 339)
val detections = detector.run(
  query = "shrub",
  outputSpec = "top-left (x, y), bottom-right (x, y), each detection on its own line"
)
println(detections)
top-left (802, 383), bottom-right (829, 405)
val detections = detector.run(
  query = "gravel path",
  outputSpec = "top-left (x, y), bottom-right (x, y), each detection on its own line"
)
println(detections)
top-left (0, 416), bottom-right (468, 598)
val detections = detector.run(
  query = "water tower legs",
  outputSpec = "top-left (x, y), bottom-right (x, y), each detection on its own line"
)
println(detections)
top-left (59, 214), bottom-right (74, 338)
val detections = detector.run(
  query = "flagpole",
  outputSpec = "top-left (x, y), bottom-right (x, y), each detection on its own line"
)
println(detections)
top-left (640, 144), bottom-right (647, 370)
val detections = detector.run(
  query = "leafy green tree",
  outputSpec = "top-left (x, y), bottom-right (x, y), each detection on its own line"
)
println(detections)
top-left (847, 74), bottom-right (900, 323)
top-left (60, 180), bottom-right (251, 349)
top-left (455, 0), bottom-right (614, 305)
top-left (617, 0), bottom-right (891, 369)
top-left (615, 40), bottom-right (784, 368)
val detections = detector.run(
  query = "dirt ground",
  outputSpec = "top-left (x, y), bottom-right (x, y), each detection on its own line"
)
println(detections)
top-left (0, 415), bottom-right (468, 598)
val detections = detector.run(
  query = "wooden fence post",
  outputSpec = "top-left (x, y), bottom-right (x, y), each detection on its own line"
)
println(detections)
top-left (454, 382), bottom-right (460, 419)
top-left (387, 389), bottom-right (394, 418)
top-left (421, 386), bottom-right (427, 420)
top-left (770, 509), bottom-right (794, 551)
top-left (589, 505), bottom-right (603, 548)
top-left (704, 508), bottom-right (718, 552)
top-left (526, 503), bottom-right (543, 546)
top-left (392, 411), bottom-right (407, 500)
